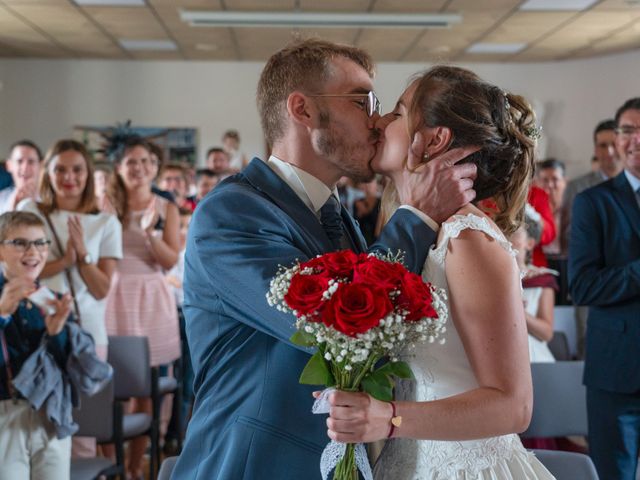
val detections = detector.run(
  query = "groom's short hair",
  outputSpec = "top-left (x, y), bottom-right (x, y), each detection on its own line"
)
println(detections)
top-left (257, 38), bottom-right (374, 148)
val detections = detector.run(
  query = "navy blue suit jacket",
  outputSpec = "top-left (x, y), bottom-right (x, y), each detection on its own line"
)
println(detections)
top-left (173, 159), bottom-right (437, 479)
top-left (568, 172), bottom-right (640, 393)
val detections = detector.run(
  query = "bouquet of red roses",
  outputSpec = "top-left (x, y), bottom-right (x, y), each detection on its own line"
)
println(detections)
top-left (267, 250), bottom-right (448, 480)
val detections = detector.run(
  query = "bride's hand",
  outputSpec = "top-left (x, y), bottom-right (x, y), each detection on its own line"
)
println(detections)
top-left (324, 390), bottom-right (394, 443)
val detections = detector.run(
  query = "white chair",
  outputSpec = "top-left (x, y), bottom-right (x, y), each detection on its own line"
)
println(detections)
top-left (533, 449), bottom-right (598, 479)
top-left (522, 361), bottom-right (587, 438)
top-left (553, 306), bottom-right (578, 358)
top-left (158, 456), bottom-right (178, 480)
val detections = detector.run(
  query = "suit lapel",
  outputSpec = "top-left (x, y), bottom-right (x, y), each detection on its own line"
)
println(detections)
top-left (611, 172), bottom-right (640, 240)
top-left (242, 159), bottom-right (335, 254)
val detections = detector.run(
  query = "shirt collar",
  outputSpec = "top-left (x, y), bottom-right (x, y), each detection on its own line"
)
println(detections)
top-left (267, 155), bottom-right (339, 215)
top-left (624, 169), bottom-right (640, 194)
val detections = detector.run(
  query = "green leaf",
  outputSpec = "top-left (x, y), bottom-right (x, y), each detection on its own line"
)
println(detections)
top-left (290, 329), bottom-right (315, 347)
top-left (299, 351), bottom-right (334, 386)
top-left (361, 373), bottom-right (393, 402)
top-left (377, 360), bottom-right (415, 380)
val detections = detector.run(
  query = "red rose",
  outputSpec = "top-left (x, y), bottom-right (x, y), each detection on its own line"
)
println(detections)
top-left (320, 250), bottom-right (359, 279)
top-left (353, 257), bottom-right (405, 292)
top-left (324, 282), bottom-right (393, 337)
top-left (397, 272), bottom-right (438, 321)
top-left (300, 255), bottom-right (329, 274)
top-left (284, 273), bottom-right (329, 318)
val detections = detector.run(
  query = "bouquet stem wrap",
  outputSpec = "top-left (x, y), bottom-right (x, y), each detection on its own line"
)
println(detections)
top-left (313, 388), bottom-right (373, 480)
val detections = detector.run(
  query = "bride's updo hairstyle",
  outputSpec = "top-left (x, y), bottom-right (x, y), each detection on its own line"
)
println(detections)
top-left (387, 66), bottom-right (538, 234)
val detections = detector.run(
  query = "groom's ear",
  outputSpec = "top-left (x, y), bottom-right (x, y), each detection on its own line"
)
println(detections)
top-left (423, 126), bottom-right (453, 158)
top-left (287, 91), bottom-right (314, 128)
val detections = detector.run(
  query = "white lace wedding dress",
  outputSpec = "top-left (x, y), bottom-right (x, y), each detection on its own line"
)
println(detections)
top-left (374, 214), bottom-right (555, 480)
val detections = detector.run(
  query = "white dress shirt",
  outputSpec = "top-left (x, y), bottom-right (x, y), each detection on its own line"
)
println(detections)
top-left (266, 155), bottom-right (438, 231)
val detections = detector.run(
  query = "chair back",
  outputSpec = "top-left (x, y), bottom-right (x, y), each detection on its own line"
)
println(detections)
top-left (107, 336), bottom-right (151, 399)
top-left (548, 331), bottom-right (571, 361)
top-left (73, 378), bottom-right (114, 443)
top-left (158, 456), bottom-right (179, 480)
top-left (532, 450), bottom-right (598, 480)
top-left (553, 306), bottom-right (578, 357)
top-left (522, 361), bottom-right (587, 438)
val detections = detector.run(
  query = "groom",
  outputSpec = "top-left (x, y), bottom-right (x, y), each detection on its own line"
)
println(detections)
top-left (173, 39), bottom-right (477, 479)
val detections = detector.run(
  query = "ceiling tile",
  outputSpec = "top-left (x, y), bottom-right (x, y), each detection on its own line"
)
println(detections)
top-left (482, 11), bottom-right (575, 43)
top-left (80, 6), bottom-right (168, 39)
top-left (356, 28), bottom-right (424, 61)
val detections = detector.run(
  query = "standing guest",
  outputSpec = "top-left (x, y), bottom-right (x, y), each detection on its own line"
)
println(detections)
top-left (353, 178), bottom-right (381, 245)
top-left (205, 147), bottom-right (233, 176)
top-left (164, 207), bottom-right (194, 453)
top-left (527, 185), bottom-right (556, 267)
top-left (221, 129), bottom-right (248, 171)
top-left (561, 119), bottom-right (621, 253)
top-left (509, 210), bottom-right (557, 363)
top-left (0, 140), bottom-right (43, 214)
top-left (569, 98), bottom-right (640, 480)
top-left (93, 165), bottom-right (110, 207)
top-left (148, 141), bottom-right (176, 205)
top-left (0, 211), bottom-right (74, 479)
top-left (189, 169), bottom-right (219, 205)
top-left (18, 139), bottom-right (123, 458)
top-left (562, 119), bottom-right (622, 358)
top-left (104, 137), bottom-right (180, 480)
top-left (536, 158), bottom-right (567, 256)
top-left (157, 163), bottom-right (196, 211)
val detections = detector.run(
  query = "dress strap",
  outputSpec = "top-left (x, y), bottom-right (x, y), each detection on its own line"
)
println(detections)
top-left (430, 213), bottom-right (516, 266)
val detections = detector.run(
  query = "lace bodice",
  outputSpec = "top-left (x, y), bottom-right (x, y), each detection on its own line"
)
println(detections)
top-left (374, 214), bottom-right (551, 480)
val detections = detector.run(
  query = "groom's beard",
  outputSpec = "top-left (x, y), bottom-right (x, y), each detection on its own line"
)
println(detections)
top-left (316, 109), bottom-right (377, 184)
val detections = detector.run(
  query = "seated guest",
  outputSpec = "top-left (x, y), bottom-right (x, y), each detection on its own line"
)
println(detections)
top-left (0, 211), bottom-right (110, 478)
top-left (0, 140), bottom-right (43, 214)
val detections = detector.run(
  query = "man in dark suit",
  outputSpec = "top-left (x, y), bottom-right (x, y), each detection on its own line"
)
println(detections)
top-left (569, 98), bottom-right (640, 480)
top-left (174, 39), bottom-right (477, 479)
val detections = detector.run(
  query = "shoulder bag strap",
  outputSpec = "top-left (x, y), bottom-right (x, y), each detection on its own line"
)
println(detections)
top-left (38, 205), bottom-right (82, 326)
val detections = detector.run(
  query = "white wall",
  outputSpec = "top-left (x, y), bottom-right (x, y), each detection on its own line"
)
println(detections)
top-left (1, 50), bottom-right (639, 178)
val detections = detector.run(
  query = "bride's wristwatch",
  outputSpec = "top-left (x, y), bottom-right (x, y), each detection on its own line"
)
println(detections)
top-left (387, 401), bottom-right (402, 438)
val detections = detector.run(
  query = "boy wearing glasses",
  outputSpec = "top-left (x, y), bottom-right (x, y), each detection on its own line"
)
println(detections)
top-left (0, 211), bottom-right (74, 479)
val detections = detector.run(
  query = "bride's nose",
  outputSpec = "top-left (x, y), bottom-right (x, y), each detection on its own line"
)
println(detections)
top-left (374, 113), bottom-right (394, 133)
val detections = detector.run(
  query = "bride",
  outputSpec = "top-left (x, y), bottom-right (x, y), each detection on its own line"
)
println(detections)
top-left (324, 66), bottom-right (555, 479)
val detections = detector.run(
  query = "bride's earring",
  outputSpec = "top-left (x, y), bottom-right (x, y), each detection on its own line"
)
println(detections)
top-left (422, 152), bottom-right (430, 162)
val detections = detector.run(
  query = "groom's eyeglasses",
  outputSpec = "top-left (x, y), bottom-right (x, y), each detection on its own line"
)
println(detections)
top-left (308, 91), bottom-right (381, 117)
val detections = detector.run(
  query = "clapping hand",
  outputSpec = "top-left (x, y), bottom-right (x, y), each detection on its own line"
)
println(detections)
top-left (12, 180), bottom-right (38, 209)
top-left (140, 198), bottom-right (159, 234)
top-left (67, 215), bottom-right (88, 259)
top-left (0, 277), bottom-right (36, 317)
top-left (44, 293), bottom-right (72, 336)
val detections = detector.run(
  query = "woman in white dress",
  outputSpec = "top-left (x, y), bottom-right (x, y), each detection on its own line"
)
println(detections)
top-left (324, 66), bottom-right (555, 479)
top-left (509, 211), bottom-right (557, 363)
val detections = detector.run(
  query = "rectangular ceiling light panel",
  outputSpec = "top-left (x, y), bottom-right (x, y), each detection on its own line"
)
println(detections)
top-left (180, 10), bottom-right (462, 28)
top-left (119, 39), bottom-right (178, 51)
top-left (519, 0), bottom-right (598, 11)
top-left (466, 42), bottom-right (527, 54)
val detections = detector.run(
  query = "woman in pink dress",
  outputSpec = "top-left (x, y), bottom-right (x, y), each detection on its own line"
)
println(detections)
top-left (104, 137), bottom-right (180, 480)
